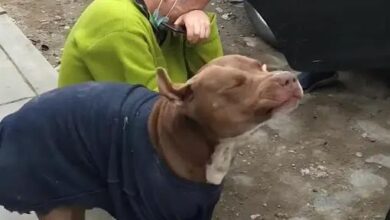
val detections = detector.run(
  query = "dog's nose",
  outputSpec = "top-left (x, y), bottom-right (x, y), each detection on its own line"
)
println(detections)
top-left (273, 71), bottom-right (298, 87)
top-left (273, 71), bottom-right (303, 97)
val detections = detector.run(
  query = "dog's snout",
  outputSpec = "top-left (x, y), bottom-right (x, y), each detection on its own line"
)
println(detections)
top-left (270, 71), bottom-right (303, 98)
top-left (283, 77), bottom-right (297, 86)
top-left (273, 72), bottom-right (298, 87)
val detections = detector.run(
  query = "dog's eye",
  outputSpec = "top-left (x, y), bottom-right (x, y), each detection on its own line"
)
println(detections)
top-left (225, 82), bottom-right (243, 90)
top-left (265, 108), bottom-right (273, 114)
top-left (256, 107), bottom-right (273, 116)
top-left (226, 75), bottom-right (246, 90)
top-left (217, 75), bottom-right (247, 94)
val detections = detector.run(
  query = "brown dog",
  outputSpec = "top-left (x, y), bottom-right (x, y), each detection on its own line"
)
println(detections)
top-left (151, 55), bottom-right (303, 185)
top-left (0, 55), bottom-right (303, 220)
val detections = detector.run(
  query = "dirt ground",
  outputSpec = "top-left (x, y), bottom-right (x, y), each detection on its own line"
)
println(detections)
top-left (1, 0), bottom-right (390, 219)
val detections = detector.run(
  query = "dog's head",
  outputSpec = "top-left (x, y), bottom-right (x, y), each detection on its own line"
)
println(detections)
top-left (157, 55), bottom-right (303, 139)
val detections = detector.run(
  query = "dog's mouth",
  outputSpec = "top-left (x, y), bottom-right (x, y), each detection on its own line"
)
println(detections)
top-left (269, 81), bottom-right (304, 115)
top-left (271, 95), bottom-right (302, 116)
top-left (226, 96), bottom-right (301, 140)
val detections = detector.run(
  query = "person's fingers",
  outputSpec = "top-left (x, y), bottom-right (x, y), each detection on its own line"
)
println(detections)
top-left (204, 22), bottom-right (211, 39)
top-left (174, 15), bottom-right (184, 26)
top-left (192, 22), bottom-right (201, 43)
top-left (177, 11), bottom-right (212, 44)
top-left (186, 24), bottom-right (195, 43)
top-left (199, 24), bottom-right (206, 41)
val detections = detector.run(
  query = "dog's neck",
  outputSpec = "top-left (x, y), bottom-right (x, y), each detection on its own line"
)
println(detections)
top-left (148, 98), bottom-right (219, 183)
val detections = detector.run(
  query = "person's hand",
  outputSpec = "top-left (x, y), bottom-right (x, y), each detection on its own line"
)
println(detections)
top-left (174, 10), bottom-right (210, 44)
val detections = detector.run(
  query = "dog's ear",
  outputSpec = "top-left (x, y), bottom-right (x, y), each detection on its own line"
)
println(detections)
top-left (157, 67), bottom-right (193, 106)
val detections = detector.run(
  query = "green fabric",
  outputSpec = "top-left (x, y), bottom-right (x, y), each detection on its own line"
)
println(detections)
top-left (58, 0), bottom-right (223, 91)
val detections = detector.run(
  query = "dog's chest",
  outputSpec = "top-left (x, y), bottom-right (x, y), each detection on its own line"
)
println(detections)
top-left (205, 124), bottom-right (264, 185)
top-left (206, 141), bottom-right (236, 185)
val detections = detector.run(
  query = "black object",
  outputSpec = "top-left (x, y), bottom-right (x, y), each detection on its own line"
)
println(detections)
top-left (247, 0), bottom-right (390, 72)
top-left (161, 22), bottom-right (186, 34)
top-left (244, 1), bottom-right (277, 47)
top-left (298, 71), bottom-right (338, 91)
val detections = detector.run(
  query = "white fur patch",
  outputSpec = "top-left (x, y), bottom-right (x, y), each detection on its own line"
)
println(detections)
top-left (206, 123), bottom-right (265, 185)
top-left (206, 142), bottom-right (235, 185)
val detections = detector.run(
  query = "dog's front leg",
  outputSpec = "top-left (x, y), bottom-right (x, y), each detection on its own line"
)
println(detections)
top-left (38, 207), bottom-right (85, 220)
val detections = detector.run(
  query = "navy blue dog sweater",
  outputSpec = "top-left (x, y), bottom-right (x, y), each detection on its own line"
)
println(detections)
top-left (0, 83), bottom-right (221, 220)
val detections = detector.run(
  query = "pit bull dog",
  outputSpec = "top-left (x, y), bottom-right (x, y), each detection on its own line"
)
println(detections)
top-left (0, 55), bottom-right (303, 220)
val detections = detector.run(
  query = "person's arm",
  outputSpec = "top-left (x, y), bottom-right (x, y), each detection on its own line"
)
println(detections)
top-left (83, 31), bottom-right (160, 91)
top-left (184, 13), bottom-right (223, 76)
top-left (174, 11), bottom-right (224, 76)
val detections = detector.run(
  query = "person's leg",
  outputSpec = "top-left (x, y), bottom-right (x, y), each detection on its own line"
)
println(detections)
top-left (298, 71), bottom-right (338, 92)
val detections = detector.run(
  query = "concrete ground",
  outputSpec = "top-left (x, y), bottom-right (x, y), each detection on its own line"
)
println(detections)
top-left (0, 0), bottom-right (389, 220)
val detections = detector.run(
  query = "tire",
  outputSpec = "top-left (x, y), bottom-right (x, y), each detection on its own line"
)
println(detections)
top-left (244, 1), bottom-right (278, 48)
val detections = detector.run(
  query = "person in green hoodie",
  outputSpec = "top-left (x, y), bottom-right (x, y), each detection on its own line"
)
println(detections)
top-left (59, 0), bottom-right (223, 91)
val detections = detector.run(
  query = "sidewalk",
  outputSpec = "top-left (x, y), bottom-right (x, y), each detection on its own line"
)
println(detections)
top-left (0, 5), bottom-right (57, 120)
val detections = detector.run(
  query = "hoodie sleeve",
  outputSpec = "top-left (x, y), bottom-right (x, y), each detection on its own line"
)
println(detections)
top-left (83, 31), bottom-right (160, 91)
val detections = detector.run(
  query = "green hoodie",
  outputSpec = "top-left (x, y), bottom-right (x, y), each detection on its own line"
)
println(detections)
top-left (59, 0), bottom-right (223, 91)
